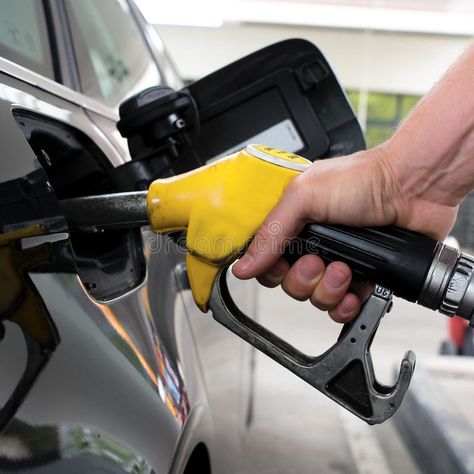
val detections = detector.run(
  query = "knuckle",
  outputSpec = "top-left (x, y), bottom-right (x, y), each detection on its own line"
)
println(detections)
top-left (285, 178), bottom-right (300, 197)
top-left (256, 217), bottom-right (282, 247)
top-left (249, 230), bottom-right (274, 258)
top-left (285, 176), bottom-right (307, 203)
top-left (253, 227), bottom-right (271, 247)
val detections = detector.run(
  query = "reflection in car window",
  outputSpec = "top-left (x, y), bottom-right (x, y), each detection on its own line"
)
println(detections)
top-left (65, 0), bottom-right (161, 108)
top-left (0, 0), bottom-right (55, 79)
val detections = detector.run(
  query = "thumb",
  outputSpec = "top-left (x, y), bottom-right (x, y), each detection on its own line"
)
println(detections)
top-left (232, 184), bottom-right (306, 279)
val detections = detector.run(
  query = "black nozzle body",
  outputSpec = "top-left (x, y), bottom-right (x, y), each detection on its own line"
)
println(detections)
top-left (286, 224), bottom-right (439, 302)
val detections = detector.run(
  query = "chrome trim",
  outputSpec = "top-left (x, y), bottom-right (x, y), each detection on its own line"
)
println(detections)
top-left (50, 0), bottom-right (81, 90)
top-left (446, 254), bottom-right (474, 320)
top-left (419, 244), bottom-right (459, 310)
top-left (128, 0), bottom-right (184, 89)
top-left (0, 56), bottom-right (119, 121)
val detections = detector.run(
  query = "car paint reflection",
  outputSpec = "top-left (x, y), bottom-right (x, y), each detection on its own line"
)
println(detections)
top-left (0, 224), bottom-right (60, 431)
top-left (96, 304), bottom-right (190, 426)
top-left (0, 68), bottom-right (194, 473)
top-left (0, 418), bottom-right (155, 473)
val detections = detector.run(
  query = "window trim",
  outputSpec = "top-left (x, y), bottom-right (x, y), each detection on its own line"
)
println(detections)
top-left (46, 0), bottom-right (81, 90)
top-left (42, 0), bottom-right (62, 83)
top-left (0, 55), bottom-right (119, 120)
top-left (125, 0), bottom-right (166, 78)
top-left (58, 0), bottom-right (87, 103)
top-left (127, 0), bottom-right (183, 89)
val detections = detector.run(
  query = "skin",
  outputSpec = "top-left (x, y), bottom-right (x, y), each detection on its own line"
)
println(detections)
top-left (233, 40), bottom-right (474, 323)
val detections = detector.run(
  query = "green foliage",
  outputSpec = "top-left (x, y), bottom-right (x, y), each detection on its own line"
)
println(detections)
top-left (365, 126), bottom-right (395, 148)
top-left (345, 89), bottom-right (421, 147)
top-left (346, 90), bottom-right (359, 112)
top-left (401, 95), bottom-right (420, 117)
top-left (367, 92), bottom-right (397, 121)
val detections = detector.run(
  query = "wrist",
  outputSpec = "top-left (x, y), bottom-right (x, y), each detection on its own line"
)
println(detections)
top-left (365, 143), bottom-right (403, 224)
top-left (378, 138), bottom-right (459, 239)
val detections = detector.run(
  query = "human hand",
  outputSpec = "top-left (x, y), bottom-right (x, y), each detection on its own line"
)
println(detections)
top-left (232, 144), bottom-right (457, 322)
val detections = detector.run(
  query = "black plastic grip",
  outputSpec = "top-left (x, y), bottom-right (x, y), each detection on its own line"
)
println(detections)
top-left (286, 224), bottom-right (439, 302)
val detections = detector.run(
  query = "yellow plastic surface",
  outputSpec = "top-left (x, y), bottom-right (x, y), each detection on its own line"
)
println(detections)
top-left (147, 145), bottom-right (310, 311)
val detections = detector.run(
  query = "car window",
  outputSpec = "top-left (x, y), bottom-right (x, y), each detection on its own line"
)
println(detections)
top-left (0, 0), bottom-right (55, 79)
top-left (65, 0), bottom-right (162, 108)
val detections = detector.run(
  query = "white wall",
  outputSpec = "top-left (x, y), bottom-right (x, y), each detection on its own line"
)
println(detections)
top-left (157, 23), bottom-right (471, 95)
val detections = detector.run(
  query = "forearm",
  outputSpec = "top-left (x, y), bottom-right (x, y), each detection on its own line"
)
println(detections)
top-left (387, 40), bottom-right (474, 209)
top-left (234, 41), bottom-right (474, 321)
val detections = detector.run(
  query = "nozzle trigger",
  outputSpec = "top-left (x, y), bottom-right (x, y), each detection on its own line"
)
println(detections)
top-left (209, 268), bottom-right (415, 424)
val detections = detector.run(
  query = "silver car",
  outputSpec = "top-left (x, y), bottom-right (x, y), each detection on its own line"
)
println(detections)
top-left (0, 1), bottom-right (256, 472)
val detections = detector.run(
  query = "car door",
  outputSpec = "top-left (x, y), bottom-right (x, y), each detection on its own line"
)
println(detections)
top-left (0, 1), bottom-right (213, 473)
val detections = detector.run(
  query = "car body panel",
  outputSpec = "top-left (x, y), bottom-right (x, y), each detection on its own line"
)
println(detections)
top-left (0, 1), bottom-right (254, 472)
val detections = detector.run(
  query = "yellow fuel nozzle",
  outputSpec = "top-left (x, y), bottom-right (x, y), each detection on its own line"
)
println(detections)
top-left (147, 144), bottom-right (311, 311)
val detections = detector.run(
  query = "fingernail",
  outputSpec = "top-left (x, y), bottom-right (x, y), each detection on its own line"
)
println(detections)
top-left (234, 254), bottom-right (254, 274)
top-left (326, 268), bottom-right (348, 290)
top-left (298, 261), bottom-right (322, 283)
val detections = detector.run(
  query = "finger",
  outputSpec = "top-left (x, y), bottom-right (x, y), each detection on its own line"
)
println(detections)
top-left (232, 181), bottom-right (306, 279)
top-left (256, 257), bottom-right (290, 288)
top-left (280, 254), bottom-right (325, 301)
top-left (309, 261), bottom-right (352, 311)
top-left (328, 293), bottom-right (362, 323)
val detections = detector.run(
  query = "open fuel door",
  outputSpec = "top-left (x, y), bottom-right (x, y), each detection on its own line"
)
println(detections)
top-left (117, 39), bottom-right (365, 182)
top-left (187, 38), bottom-right (365, 164)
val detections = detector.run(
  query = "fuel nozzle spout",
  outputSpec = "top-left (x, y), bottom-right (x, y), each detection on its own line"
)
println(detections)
top-left (146, 145), bottom-right (311, 310)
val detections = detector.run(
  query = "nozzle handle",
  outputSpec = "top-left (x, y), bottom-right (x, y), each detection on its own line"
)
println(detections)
top-left (287, 224), bottom-right (439, 302)
top-left (210, 267), bottom-right (415, 424)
